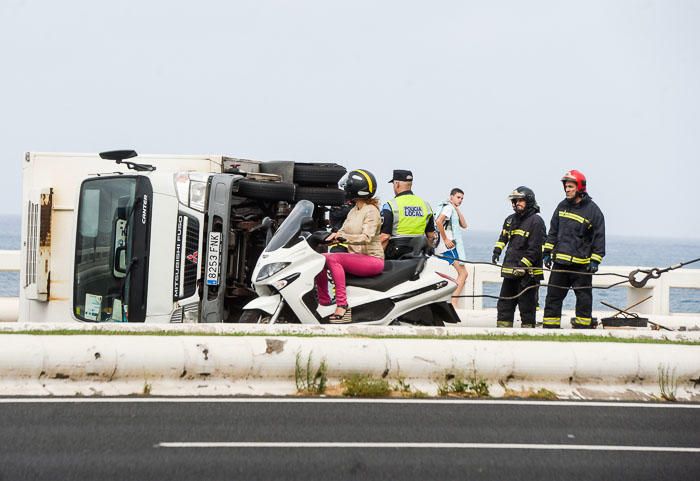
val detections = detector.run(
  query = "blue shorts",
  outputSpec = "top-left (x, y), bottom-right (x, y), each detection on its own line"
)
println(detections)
top-left (441, 248), bottom-right (463, 266)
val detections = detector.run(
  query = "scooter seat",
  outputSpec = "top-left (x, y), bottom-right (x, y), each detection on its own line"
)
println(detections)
top-left (345, 258), bottom-right (424, 292)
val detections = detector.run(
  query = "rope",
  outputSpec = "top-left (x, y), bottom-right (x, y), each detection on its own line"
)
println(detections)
top-left (433, 253), bottom-right (700, 300)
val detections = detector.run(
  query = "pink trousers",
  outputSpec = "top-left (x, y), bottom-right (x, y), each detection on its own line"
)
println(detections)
top-left (315, 253), bottom-right (384, 306)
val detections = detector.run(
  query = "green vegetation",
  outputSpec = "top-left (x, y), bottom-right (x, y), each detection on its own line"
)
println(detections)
top-left (295, 352), bottom-right (327, 395)
top-left (3, 329), bottom-right (697, 345)
top-left (500, 382), bottom-right (558, 400)
top-left (392, 377), bottom-right (428, 398)
top-left (657, 365), bottom-right (678, 402)
top-left (142, 382), bottom-right (152, 396)
top-left (438, 374), bottom-right (490, 398)
top-left (342, 374), bottom-right (391, 397)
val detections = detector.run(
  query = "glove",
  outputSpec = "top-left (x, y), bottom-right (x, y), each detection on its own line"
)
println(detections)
top-left (512, 268), bottom-right (526, 277)
top-left (543, 253), bottom-right (552, 269)
top-left (588, 261), bottom-right (599, 273)
top-left (492, 250), bottom-right (501, 265)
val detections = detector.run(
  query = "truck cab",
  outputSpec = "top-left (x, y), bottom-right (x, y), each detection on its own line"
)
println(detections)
top-left (21, 151), bottom-right (346, 324)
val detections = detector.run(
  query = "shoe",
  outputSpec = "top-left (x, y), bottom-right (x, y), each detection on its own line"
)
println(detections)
top-left (520, 323), bottom-right (536, 328)
top-left (542, 324), bottom-right (560, 329)
top-left (496, 320), bottom-right (513, 328)
top-left (329, 305), bottom-right (352, 324)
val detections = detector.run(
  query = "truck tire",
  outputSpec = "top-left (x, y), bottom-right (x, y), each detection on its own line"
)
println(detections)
top-left (294, 163), bottom-right (347, 186)
top-left (294, 186), bottom-right (347, 206)
top-left (235, 179), bottom-right (295, 202)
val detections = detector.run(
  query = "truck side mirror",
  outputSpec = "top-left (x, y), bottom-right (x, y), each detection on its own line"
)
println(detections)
top-left (99, 150), bottom-right (138, 161)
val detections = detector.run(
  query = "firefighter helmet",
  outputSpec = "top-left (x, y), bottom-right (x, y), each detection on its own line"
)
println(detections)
top-left (342, 169), bottom-right (377, 199)
top-left (508, 186), bottom-right (539, 212)
top-left (561, 169), bottom-right (587, 193)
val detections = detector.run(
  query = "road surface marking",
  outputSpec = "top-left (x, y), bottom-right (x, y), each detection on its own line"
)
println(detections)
top-left (0, 397), bottom-right (700, 409)
top-left (157, 442), bottom-right (700, 453)
top-left (1, 398), bottom-right (699, 408)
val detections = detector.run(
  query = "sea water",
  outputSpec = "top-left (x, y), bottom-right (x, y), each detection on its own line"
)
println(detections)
top-left (1, 215), bottom-right (698, 312)
top-left (463, 230), bottom-right (700, 313)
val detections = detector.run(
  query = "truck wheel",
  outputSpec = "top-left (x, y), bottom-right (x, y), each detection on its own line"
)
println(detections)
top-left (238, 309), bottom-right (271, 324)
top-left (235, 179), bottom-right (295, 202)
top-left (294, 163), bottom-right (347, 186)
top-left (295, 186), bottom-right (346, 206)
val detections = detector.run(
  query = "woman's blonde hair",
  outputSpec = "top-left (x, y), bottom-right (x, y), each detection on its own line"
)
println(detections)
top-left (357, 197), bottom-right (381, 210)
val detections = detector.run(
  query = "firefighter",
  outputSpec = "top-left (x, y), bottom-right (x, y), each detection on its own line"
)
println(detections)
top-left (542, 169), bottom-right (606, 329)
top-left (492, 186), bottom-right (546, 328)
top-left (380, 169), bottom-right (436, 260)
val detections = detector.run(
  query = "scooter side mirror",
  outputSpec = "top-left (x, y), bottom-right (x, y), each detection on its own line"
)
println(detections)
top-left (261, 216), bottom-right (274, 246)
top-left (300, 216), bottom-right (315, 231)
top-left (307, 230), bottom-right (331, 250)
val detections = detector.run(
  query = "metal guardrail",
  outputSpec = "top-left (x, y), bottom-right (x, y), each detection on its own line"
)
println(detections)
top-left (2, 250), bottom-right (699, 321)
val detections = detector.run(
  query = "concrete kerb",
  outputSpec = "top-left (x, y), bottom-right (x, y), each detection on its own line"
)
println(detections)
top-left (0, 324), bottom-right (699, 400)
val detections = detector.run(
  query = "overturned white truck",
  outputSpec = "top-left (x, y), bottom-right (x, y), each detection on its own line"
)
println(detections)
top-left (20, 150), bottom-right (346, 323)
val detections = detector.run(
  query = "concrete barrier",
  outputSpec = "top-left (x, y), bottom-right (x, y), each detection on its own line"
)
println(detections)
top-left (0, 324), bottom-right (698, 400)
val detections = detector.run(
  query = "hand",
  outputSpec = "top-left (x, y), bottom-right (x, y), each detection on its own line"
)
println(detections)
top-left (588, 261), bottom-right (599, 273)
top-left (543, 253), bottom-right (552, 269)
top-left (512, 268), bottom-right (526, 277)
top-left (325, 232), bottom-right (339, 242)
top-left (492, 252), bottom-right (500, 265)
top-left (445, 239), bottom-right (455, 249)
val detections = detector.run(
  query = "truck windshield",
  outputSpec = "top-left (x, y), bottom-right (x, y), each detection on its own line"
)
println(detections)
top-left (264, 200), bottom-right (315, 252)
top-left (73, 176), bottom-right (152, 322)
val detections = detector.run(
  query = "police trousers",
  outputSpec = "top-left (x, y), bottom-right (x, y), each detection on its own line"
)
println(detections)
top-left (496, 276), bottom-right (539, 326)
top-left (543, 263), bottom-right (593, 327)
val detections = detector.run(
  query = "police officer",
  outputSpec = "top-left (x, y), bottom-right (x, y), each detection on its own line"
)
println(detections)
top-left (380, 169), bottom-right (436, 260)
top-left (492, 186), bottom-right (546, 328)
top-left (542, 170), bottom-right (606, 329)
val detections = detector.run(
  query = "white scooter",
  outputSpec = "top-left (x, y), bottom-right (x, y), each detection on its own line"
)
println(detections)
top-left (240, 200), bottom-right (461, 325)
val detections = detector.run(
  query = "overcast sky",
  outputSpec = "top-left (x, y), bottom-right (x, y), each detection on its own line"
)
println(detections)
top-left (1, 0), bottom-right (698, 239)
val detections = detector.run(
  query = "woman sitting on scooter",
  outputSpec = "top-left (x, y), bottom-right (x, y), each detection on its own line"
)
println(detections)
top-left (317, 169), bottom-right (384, 323)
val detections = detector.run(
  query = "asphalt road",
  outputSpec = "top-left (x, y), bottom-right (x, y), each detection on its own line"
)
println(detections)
top-left (0, 398), bottom-right (698, 481)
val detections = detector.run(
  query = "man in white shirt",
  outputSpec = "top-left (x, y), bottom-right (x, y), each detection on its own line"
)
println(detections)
top-left (435, 188), bottom-right (468, 307)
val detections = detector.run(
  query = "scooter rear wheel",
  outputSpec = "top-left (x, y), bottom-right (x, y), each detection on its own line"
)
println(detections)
top-left (238, 309), bottom-right (272, 324)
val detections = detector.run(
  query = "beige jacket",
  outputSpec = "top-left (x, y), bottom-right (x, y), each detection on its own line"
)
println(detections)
top-left (338, 203), bottom-right (385, 259)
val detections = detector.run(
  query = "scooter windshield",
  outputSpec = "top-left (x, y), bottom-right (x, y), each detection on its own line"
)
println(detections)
top-left (264, 200), bottom-right (315, 252)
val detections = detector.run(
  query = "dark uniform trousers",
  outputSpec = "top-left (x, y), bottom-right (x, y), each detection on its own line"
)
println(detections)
top-left (496, 276), bottom-right (539, 326)
top-left (543, 263), bottom-right (592, 326)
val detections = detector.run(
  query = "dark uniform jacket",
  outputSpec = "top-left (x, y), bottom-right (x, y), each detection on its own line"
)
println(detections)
top-left (493, 208), bottom-right (546, 280)
top-left (543, 194), bottom-right (605, 266)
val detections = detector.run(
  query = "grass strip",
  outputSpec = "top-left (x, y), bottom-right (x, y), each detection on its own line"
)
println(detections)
top-left (2, 329), bottom-right (699, 345)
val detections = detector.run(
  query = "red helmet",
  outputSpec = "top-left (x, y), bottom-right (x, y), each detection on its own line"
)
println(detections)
top-left (561, 169), bottom-right (586, 193)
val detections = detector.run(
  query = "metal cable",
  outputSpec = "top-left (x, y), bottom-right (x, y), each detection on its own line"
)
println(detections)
top-left (433, 253), bottom-right (700, 300)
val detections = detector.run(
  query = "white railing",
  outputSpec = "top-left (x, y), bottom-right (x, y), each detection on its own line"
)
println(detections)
top-left (1, 250), bottom-right (699, 322)
top-left (433, 260), bottom-right (700, 316)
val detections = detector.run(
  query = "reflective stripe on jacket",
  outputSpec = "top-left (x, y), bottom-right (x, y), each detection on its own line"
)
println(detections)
top-left (543, 195), bottom-right (605, 266)
top-left (494, 210), bottom-right (546, 280)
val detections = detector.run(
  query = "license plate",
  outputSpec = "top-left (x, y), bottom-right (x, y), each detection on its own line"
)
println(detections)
top-left (206, 232), bottom-right (221, 286)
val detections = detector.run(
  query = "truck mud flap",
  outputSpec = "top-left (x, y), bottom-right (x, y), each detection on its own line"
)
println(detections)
top-left (201, 174), bottom-right (236, 323)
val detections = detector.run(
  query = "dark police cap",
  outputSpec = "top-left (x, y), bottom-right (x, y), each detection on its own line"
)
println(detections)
top-left (388, 169), bottom-right (414, 183)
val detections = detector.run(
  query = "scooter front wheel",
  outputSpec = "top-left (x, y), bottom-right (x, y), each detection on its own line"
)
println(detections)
top-left (238, 309), bottom-right (272, 324)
